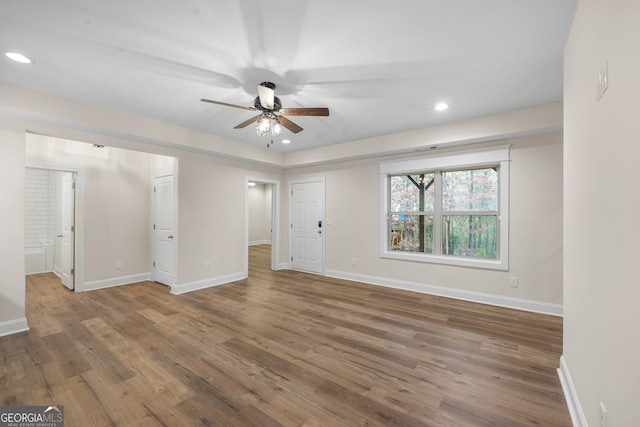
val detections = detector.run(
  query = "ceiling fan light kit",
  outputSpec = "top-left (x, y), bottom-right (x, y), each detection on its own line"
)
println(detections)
top-left (256, 113), bottom-right (282, 137)
top-left (201, 81), bottom-right (329, 146)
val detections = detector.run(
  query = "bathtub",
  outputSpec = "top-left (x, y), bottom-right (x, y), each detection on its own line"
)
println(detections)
top-left (25, 243), bottom-right (54, 275)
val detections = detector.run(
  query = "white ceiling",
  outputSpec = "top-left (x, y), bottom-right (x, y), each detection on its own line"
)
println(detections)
top-left (0, 0), bottom-right (576, 153)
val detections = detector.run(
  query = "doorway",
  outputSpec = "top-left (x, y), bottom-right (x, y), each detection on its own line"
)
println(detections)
top-left (246, 177), bottom-right (280, 275)
top-left (25, 133), bottom-right (175, 293)
top-left (153, 174), bottom-right (174, 286)
top-left (290, 179), bottom-right (325, 274)
top-left (24, 167), bottom-right (81, 290)
top-left (59, 171), bottom-right (76, 290)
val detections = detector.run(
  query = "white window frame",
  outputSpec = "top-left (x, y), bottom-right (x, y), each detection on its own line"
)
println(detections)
top-left (379, 146), bottom-right (510, 270)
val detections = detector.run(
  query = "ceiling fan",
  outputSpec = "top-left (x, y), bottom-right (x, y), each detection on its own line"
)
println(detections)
top-left (201, 82), bottom-right (329, 140)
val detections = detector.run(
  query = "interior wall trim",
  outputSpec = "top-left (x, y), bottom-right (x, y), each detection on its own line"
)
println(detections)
top-left (0, 317), bottom-right (29, 337)
top-left (82, 273), bottom-right (152, 292)
top-left (557, 355), bottom-right (587, 427)
top-left (170, 272), bottom-right (246, 295)
top-left (324, 269), bottom-right (563, 316)
top-left (249, 240), bottom-right (271, 246)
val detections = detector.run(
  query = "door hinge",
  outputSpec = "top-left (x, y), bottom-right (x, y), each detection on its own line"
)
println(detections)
top-left (154, 186), bottom-right (156, 192)
top-left (70, 268), bottom-right (75, 275)
top-left (291, 224), bottom-right (293, 229)
top-left (153, 224), bottom-right (156, 230)
top-left (72, 183), bottom-right (76, 189)
top-left (71, 226), bottom-right (75, 232)
top-left (153, 261), bottom-right (155, 267)
top-left (291, 190), bottom-right (293, 196)
top-left (291, 256), bottom-right (293, 262)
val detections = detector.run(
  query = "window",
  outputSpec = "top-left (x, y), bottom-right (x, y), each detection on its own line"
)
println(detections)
top-left (380, 146), bottom-right (509, 270)
top-left (389, 174), bottom-right (435, 253)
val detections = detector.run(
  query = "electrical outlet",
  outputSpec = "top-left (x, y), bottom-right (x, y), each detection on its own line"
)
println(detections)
top-left (204, 262), bottom-right (211, 271)
top-left (510, 277), bottom-right (518, 288)
top-left (115, 260), bottom-right (122, 269)
top-left (600, 402), bottom-right (607, 427)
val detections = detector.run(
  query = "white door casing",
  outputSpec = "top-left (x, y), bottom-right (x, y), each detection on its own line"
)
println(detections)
top-left (60, 172), bottom-right (75, 290)
top-left (291, 180), bottom-right (324, 273)
top-left (154, 175), bottom-right (173, 286)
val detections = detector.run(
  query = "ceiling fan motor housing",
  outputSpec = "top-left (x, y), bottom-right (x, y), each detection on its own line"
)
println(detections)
top-left (259, 81), bottom-right (276, 91)
top-left (254, 95), bottom-right (282, 112)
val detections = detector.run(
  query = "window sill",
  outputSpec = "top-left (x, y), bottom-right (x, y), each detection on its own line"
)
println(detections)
top-left (380, 250), bottom-right (508, 271)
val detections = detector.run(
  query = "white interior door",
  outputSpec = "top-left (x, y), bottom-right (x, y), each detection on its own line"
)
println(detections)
top-left (60, 172), bottom-right (75, 290)
top-left (291, 180), bottom-right (324, 273)
top-left (154, 175), bottom-right (173, 286)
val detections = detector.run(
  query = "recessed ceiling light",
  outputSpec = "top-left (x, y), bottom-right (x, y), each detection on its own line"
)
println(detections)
top-left (5, 52), bottom-right (32, 64)
top-left (435, 102), bottom-right (449, 111)
top-left (282, 139), bottom-right (291, 144)
top-left (248, 182), bottom-right (256, 187)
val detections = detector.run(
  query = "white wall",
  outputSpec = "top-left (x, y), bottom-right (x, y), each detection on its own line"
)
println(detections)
top-left (286, 132), bottom-right (563, 311)
top-left (248, 184), bottom-right (272, 245)
top-left (0, 126), bottom-right (26, 333)
top-left (563, 0), bottom-right (640, 425)
top-left (172, 152), bottom-right (281, 289)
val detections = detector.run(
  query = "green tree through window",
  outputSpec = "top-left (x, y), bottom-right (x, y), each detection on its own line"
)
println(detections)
top-left (389, 167), bottom-right (498, 259)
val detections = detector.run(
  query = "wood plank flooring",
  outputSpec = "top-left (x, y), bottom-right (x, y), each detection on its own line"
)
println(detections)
top-left (1, 245), bottom-right (571, 426)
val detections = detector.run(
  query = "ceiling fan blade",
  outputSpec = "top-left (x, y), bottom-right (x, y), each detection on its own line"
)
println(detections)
top-left (234, 115), bottom-right (261, 129)
top-left (201, 98), bottom-right (255, 111)
top-left (279, 107), bottom-right (330, 117)
top-left (257, 84), bottom-right (275, 110)
top-left (278, 116), bottom-right (303, 134)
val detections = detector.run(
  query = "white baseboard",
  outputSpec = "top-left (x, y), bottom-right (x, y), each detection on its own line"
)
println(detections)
top-left (171, 272), bottom-right (246, 295)
top-left (0, 317), bottom-right (29, 337)
top-left (25, 269), bottom-right (49, 275)
top-left (558, 355), bottom-right (587, 427)
top-left (324, 269), bottom-right (563, 316)
top-left (249, 240), bottom-right (271, 246)
top-left (81, 273), bottom-right (152, 292)
top-left (278, 262), bottom-right (290, 270)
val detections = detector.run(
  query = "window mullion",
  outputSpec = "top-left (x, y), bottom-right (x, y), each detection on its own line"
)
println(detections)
top-left (433, 171), bottom-right (443, 255)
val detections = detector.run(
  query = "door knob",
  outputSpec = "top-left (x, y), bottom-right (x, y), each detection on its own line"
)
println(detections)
top-left (57, 234), bottom-right (63, 238)
top-left (168, 235), bottom-right (174, 239)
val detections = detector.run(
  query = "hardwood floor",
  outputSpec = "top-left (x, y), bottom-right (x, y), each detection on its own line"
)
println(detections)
top-left (1, 245), bottom-right (571, 426)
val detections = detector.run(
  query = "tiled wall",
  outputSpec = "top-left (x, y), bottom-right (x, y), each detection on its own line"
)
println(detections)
top-left (25, 168), bottom-right (56, 249)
